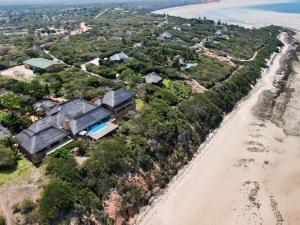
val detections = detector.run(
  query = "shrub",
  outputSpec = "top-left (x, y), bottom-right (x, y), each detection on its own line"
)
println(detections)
top-left (0, 145), bottom-right (18, 171)
top-left (0, 215), bottom-right (5, 225)
top-left (39, 180), bottom-right (75, 225)
top-left (13, 199), bottom-right (35, 214)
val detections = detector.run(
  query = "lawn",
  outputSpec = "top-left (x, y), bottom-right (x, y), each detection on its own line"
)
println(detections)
top-left (0, 158), bottom-right (34, 186)
top-left (136, 98), bottom-right (145, 111)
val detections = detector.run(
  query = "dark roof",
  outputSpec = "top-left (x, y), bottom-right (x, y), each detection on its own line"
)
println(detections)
top-left (0, 125), bottom-right (11, 138)
top-left (49, 98), bottom-right (112, 135)
top-left (103, 87), bottom-right (134, 108)
top-left (67, 106), bottom-right (111, 134)
top-left (109, 52), bottom-right (129, 61)
top-left (144, 72), bottom-right (162, 84)
top-left (16, 117), bottom-right (69, 154)
top-left (48, 98), bottom-right (97, 118)
top-left (17, 98), bottom-right (112, 153)
top-left (34, 99), bottom-right (56, 111)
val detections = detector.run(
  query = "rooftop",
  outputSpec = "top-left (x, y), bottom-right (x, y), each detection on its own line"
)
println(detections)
top-left (109, 52), bottom-right (130, 61)
top-left (103, 87), bottom-right (134, 108)
top-left (24, 58), bottom-right (60, 69)
top-left (144, 72), bottom-right (163, 84)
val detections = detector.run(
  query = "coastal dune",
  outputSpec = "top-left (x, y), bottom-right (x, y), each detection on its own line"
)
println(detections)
top-left (136, 32), bottom-right (300, 225)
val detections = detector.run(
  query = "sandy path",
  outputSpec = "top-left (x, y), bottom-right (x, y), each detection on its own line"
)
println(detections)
top-left (136, 33), bottom-right (300, 225)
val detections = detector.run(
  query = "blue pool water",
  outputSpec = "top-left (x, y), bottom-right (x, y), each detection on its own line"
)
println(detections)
top-left (88, 123), bottom-right (109, 135)
top-left (249, 0), bottom-right (300, 14)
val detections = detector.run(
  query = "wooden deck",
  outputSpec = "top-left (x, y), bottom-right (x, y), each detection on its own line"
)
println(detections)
top-left (88, 123), bottom-right (118, 140)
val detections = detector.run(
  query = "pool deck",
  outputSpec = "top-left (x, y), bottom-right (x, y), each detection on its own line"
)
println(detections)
top-left (88, 122), bottom-right (118, 140)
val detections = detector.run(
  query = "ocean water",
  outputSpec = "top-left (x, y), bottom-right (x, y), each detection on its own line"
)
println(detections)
top-left (249, 0), bottom-right (300, 14)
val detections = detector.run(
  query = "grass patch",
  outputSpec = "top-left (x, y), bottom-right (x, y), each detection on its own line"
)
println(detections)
top-left (0, 158), bottom-right (33, 186)
top-left (162, 79), bottom-right (171, 88)
top-left (136, 98), bottom-right (145, 111)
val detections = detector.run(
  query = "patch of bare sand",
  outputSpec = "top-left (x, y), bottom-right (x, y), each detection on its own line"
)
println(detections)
top-left (0, 166), bottom-right (45, 225)
top-left (135, 33), bottom-right (300, 225)
top-left (0, 65), bottom-right (35, 80)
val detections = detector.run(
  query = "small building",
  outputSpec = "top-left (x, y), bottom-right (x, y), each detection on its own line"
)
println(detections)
top-left (33, 99), bottom-right (57, 113)
top-left (173, 26), bottom-right (182, 31)
top-left (101, 87), bottom-right (135, 119)
top-left (215, 30), bottom-right (227, 38)
top-left (0, 125), bottom-right (11, 138)
top-left (202, 36), bottom-right (214, 47)
top-left (144, 72), bottom-right (163, 85)
top-left (109, 36), bottom-right (122, 41)
top-left (133, 42), bottom-right (142, 48)
top-left (109, 52), bottom-right (130, 62)
top-left (24, 58), bottom-right (62, 73)
top-left (159, 32), bottom-right (173, 40)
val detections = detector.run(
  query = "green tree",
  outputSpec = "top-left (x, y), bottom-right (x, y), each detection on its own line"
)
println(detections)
top-left (39, 180), bottom-right (75, 225)
top-left (0, 144), bottom-right (18, 171)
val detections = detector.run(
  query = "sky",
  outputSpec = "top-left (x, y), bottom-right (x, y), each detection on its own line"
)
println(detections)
top-left (0, 0), bottom-right (154, 5)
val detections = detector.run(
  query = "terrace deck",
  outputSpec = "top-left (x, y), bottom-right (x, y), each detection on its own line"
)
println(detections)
top-left (88, 123), bottom-right (118, 140)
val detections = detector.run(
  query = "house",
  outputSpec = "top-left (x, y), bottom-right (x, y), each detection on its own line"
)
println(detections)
top-left (24, 58), bottom-right (62, 73)
top-left (16, 98), bottom-right (113, 162)
top-left (215, 30), bottom-right (227, 38)
top-left (173, 26), bottom-right (182, 31)
top-left (133, 42), bottom-right (142, 48)
top-left (159, 32), bottom-right (173, 40)
top-left (16, 116), bottom-right (71, 163)
top-left (0, 125), bottom-right (11, 138)
top-left (182, 23), bottom-right (191, 27)
top-left (109, 52), bottom-right (130, 62)
top-left (101, 87), bottom-right (136, 119)
top-left (109, 36), bottom-right (122, 41)
top-left (184, 62), bottom-right (198, 69)
top-left (144, 72), bottom-right (163, 85)
top-left (34, 99), bottom-right (57, 113)
top-left (201, 36), bottom-right (214, 47)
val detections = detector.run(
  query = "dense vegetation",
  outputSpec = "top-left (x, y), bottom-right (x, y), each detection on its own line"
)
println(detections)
top-left (0, 5), bottom-right (284, 225)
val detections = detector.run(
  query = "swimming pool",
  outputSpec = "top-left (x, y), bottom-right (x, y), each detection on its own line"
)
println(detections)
top-left (88, 123), bottom-right (109, 136)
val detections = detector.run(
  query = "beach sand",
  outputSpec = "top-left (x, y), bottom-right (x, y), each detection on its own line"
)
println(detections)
top-left (135, 29), bottom-right (300, 225)
top-left (154, 0), bottom-right (300, 30)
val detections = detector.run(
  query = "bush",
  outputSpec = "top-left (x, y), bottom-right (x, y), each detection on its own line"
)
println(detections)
top-left (0, 215), bottom-right (5, 225)
top-left (39, 180), bottom-right (75, 225)
top-left (13, 199), bottom-right (35, 214)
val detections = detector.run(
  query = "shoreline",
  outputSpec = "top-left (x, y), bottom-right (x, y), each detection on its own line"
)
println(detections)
top-left (135, 28), bottom-right (300, 224)
top-left (153, 0), bottom-right (300, 31)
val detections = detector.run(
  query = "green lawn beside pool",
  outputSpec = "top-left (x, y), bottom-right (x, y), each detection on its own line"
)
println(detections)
top-left (136, 98), bottom-right (145, 111)
top-left (0, 158), bottom-right (34, 186)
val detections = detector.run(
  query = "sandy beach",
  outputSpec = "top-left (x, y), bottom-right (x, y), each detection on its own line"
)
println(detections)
top-left (136, 5), bottom-right (300, 223)
top-left (154, 0), bottom-right (300, 30)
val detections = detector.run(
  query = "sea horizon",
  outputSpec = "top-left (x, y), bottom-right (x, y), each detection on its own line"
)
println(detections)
top-left (249, 0), bottom-right (300, 14)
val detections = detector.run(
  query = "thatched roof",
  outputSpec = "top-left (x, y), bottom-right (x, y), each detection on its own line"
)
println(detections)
top-left (103, 87), bottom-right (134, 108)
